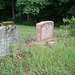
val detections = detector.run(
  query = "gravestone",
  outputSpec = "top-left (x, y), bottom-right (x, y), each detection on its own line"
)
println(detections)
top-left (36, 21), bottom-right (54, 41)
top-left (0, 22), bottom-right (18, 57)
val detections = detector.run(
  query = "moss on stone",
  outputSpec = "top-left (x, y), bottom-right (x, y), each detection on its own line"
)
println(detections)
top-left (2, 21), bottom-right (14, 25)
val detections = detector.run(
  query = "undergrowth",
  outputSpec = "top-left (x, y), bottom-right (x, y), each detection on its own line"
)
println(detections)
top-left (0, 24), bottom-right (75, 75)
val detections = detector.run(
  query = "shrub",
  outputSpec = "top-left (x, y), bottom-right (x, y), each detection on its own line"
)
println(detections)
top-left (63, 17), bottom-right (75, 36)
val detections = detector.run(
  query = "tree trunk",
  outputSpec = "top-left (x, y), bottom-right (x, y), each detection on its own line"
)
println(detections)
top-left (27, 14), bottom-right (29, 21)
top-left (12, 0), bottom-right (15, 19)
top-left (52, 15), bottom-right (54, 22)
top-left (34, 17), bottom-right (37, 23)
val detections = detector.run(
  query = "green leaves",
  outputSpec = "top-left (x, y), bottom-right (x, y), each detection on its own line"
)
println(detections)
top-left (23, 5), bottom-right (40, 15)
top-left (0, 5), bottom-right (4, 10)
top-left (58, 0), bottom-right (69, 3)
top-left (68, 6), bottom-right (75, 16)
top-left (63, 17), bottom-right (75, 36)
top-left (0, 0), bottom-right (5, 10)
top-left (16, 0), bottom-right (49, 15)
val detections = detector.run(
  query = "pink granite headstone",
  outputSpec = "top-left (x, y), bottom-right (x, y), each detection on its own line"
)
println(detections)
top-left (36, 21), bottom-right (54, 42)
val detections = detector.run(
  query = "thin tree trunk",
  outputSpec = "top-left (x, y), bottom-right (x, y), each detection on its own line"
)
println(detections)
top-left (52, 15), bottom-right (54, 22)
top-left (35, 17), bottom-right (36, 23)
top-left (27, 14), bottom-right (29, 21)
top-left (12, 0), bottom-right (15, 19)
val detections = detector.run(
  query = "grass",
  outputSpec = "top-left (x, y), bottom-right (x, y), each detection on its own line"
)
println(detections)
top-left (0, 24), bottom-right (75, 75)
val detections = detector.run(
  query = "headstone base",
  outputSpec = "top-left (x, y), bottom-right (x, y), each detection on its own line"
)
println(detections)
top-left (25, 40), bottom-right (56, 46)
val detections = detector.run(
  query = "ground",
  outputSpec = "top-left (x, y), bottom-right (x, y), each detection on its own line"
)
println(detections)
top-left (0, 25), bottom-right (75, 75)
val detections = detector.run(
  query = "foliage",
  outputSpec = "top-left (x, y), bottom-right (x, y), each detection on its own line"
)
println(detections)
top-left (16, 0), bottom-right (49, 15)
top-left (63, 17), bottom-right (75, 36)
top-left (0, 0), bottom-right (75, 24)
top-left (9, 42), bottom-right (17, 59)
top-left (68, 5), bottom-right (75, 16)
top-left (63, 18), bottom-right (71, 24)
top-left (0, 0), bottom-right (11, 10)
top-left (0, 0), bottom-right (5, 10)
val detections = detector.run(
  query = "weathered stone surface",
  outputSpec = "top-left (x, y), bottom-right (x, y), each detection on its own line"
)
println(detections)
top-left (2, 21), bottom-right (14, 25)
top-left (36, 21), bottom-right (54, 41)
top-left (0, 25), bottom-right (18, 57)
top-left (48, 41), bottom-right (56, 46)
top-left (0, 26), bottom-right (6, 56)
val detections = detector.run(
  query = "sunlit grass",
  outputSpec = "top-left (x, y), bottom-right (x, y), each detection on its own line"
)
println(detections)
top-left (0, 25), bottom-right (75, 75)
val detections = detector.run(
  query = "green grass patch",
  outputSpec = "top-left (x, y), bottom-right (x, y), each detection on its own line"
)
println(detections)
top-left (0, 25), bottom-right (75, 75)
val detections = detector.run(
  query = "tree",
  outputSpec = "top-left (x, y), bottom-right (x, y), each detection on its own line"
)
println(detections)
top-left (0, 0), bottom-right (74, 24)
top-left (16, 0), bottom-right (49, 20)
top-left (45, 0), bottom-right (71, 22)
top-left (0, 0), bottom-right (5, 10)
top-left (12, 0), bottom-right (15, 19)
top-left (68, 0), bottom-right (75, 16)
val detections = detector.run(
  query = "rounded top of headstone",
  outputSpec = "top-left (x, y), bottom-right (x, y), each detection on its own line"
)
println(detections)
top-left (2, 21), bottom-right (14, 25)
top-left (36, 21), bottom-right (54, 25)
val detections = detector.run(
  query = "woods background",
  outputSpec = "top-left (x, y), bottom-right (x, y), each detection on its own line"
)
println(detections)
top-left (0, 0), bottom-right (75, 25)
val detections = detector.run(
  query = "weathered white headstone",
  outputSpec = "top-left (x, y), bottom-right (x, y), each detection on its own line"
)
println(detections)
top-left (0, 25), bottom-right (18, 57)
top-left (36, 21), bottom-right (54, 41)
